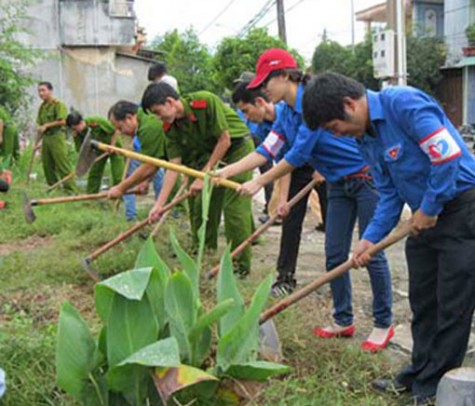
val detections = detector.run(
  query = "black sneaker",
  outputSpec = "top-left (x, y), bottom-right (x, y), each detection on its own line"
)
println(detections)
top-left (371, 378), bottom-right (411, 394)
top-left (270, 280), bottom-right (296, 297)
top-left (258, 214), bottom-right (270, 224)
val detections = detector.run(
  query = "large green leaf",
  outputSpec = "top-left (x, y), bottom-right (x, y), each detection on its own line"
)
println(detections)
top-left (135, 239), bottom-right (171, 330)
top-left (146, 268), bottom-right (169, 333)
top-left (216, 275), bottom-right (273, 371)
top-left (135, 237), bottom-right (172, 276)
top-left (164, 272), bottom-right (197, 363)
top-left (216, 247), bottom-right (244, 336)
top-left (153, 365), bottom-right (218, 405)
top-left (106, 292), bottom-right (159, 367)
top-left (190, 325), bottom-right (212, 368)
top-left (196, 174), bottom-right (213, 269)
top-left (189, 298), bottom-right (235, 342)
top-left (225, 361), bottom-right (291, 381)
top-left (106, 293), bottom-right (160, 406)
top-left (107, 338), bottom-right (181, 406)
top-left (98, 267), bottom-right (153, 301)
top-left (95, 285), bottom-right (115, 323)
top-left (170, 228), bottom-right (199, 302)
top-left (56, 302), bottom-right (105, 405)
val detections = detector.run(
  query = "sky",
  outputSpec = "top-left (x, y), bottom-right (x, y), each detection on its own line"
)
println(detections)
top-left (134, 0), bottom-right (383, 62)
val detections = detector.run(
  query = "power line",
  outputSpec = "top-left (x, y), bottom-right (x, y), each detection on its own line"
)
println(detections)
top-left (261, 0), bottom-right (306, 28)
top-left (237, 0), bottom-right (276, 38)
top-left (198, 0), bottom-right (240, 36)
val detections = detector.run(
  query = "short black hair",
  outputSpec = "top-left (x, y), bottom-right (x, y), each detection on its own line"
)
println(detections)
top-left (302, 72), bottom-right (365, 130)
top-left (141, 82), bottom-right (179, 112)
top-left (232, 81), bottom-right (269, 105)
top-left (148, 62), bottom-right (167, 81)
top-left (66, 110), bottom-right (83, 127)
top-left (109, 100), bottom-right (138, 121)
top-left (38, 81), bottom-right (53, 90)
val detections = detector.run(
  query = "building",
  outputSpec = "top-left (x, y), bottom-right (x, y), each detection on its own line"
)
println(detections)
top-left (20, 0), bottom-right (161, 119)
top-left (356, 0), bottom-right (475, 127)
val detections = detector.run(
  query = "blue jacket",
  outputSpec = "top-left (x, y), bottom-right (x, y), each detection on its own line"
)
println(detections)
top-left (252, 102), bottom-right (285, 144)
top-left (256, 84), bottom-right (367, 183)
top-left (359, 87), bottom-right (475, 243)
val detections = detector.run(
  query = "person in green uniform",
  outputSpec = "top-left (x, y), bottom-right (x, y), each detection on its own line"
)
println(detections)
top-left (142, 82), bottom-right (255, 276)
top-left (107, 101), bottom-right (167, 198)
top-left (66, 111), bottom-right (125, 193)
top-left (0, 105), bottom-right (20, 166)
top-left (36, 81), bottom-right (76, 191)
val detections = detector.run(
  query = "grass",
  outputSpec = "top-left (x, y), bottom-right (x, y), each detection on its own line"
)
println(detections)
top-left (0, 157), bottom-right (412, 406)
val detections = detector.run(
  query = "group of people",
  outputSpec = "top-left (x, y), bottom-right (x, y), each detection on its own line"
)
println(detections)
top-left (7, 48), bottom-right (475, 405)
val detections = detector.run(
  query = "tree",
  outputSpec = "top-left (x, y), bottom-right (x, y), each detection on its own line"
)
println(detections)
top-left (311, 36), bottom-right (379, 90)
top-left (311, 33), bottom-right (446, 95)
top-left (406, 35), bottom-right (446, 95)
top-left (0, 0), bottom-right (41, 113)
top-left (213, 28), bottom-right (305, 90)
top-left (151, 28), bottom-right (220, 94)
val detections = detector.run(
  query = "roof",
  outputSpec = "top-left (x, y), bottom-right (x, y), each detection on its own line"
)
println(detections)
top-left (355, 0), bottom-right (412, 23)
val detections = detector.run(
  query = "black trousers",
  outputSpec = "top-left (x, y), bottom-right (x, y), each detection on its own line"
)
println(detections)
top-left (277, 165), bottom-right (328, 281)
top-left (259, 159), bottom-right (274, 213)
top-left (397, 189), bottom-right (475, 397)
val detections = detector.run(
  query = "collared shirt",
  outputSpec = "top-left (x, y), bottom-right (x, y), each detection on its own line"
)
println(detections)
top-left (359, 87), bottom-right (475, 243)
top-left (136, 108), bottom-right (167, 160)
top-left (256, 84), bottom-right (367, 182)
top-left (74, 116), bottom-right (121, 152)
top-left (165, 91), bottom-right (249, 168)
top-left (36, 98), bottom-right (67, 136)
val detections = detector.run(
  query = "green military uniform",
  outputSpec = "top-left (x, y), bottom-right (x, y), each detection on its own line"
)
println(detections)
top-left (74, 116), bottom-right (125, 193)
top-left (0, 106), bottom-right (19, 166)
top-left (36, 98), bottom-right (76, 191)
top-left (164, 91), bottom-right (255, 273)
top-left (136, 108), bottom-right (167, 159)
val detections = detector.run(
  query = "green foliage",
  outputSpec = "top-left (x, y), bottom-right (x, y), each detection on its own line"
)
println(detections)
top-left (213, 28), bottom-right (305, 90)
top-left (0, 0), bottom-right (41, 112)
top-left (466, 23), bottom-right (475, 46)
top-left (312, 33), bottom-right (446, 94)
top-left (406, 35), bottom-right (446, 95)
top-left (311, 36), bottom-right (379, 90)
top-left (151, 28), bottom-right (221, 94)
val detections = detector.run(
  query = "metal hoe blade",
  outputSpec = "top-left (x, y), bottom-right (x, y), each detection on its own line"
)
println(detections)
top-left (258, 320), bottom-right (283, 361)
top-left (23, 192), bottom-right (36, 223)
top-left (76, 129), bottom-right (98, 177)
top-left (81, 257), bottom-right (101, 282)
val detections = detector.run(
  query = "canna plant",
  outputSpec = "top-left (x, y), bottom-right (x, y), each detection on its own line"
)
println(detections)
top-left (56, 176), bottom-right (290, 405)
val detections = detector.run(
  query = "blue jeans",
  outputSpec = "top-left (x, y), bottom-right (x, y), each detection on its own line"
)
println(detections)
top-left (325, 178), bottom-right (392, 328)
top-left (123, 159), bottom-right (164, 221)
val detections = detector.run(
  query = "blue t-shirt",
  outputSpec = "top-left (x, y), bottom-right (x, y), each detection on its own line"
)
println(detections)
top-left (359, 87), bottom-right (475, 242)
top-left (255, 84), bottom-right (367, 183)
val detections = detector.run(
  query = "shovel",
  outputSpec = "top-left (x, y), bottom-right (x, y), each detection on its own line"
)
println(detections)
top-left (205, 179), bottom-right (319, 280)
top-left (257, 221), bottom-right (412, 361)
top-left (81, 188), bottom-right (192, 281)
top-left (46, 151), bottom-right (109, 193)
top-left (22, 189), bottom-right (142, 223)
top-left (76, 132), bottom-right (241, 190)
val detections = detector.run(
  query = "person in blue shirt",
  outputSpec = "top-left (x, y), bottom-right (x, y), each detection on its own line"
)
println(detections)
top-left (301, 71), bottom-right (475, 405)
top-left (218, 49), bottom-right (394, 352)
top-left (231, 80), bottom-right (327, 296)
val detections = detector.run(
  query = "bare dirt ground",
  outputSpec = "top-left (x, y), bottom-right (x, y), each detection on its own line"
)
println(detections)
top-left (251, 197), bottom-right (475, 367)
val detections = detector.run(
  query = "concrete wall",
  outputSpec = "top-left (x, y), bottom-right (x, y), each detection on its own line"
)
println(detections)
top-left (60, 0), bottom-right (135, 46)
top-left (29, 48), bottom-right (153, 118)
top-left (444, 0), bottom-right (472, 65)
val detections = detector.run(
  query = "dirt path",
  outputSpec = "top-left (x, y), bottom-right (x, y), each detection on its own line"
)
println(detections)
top-left (0, 236), bottom-right (53, 257)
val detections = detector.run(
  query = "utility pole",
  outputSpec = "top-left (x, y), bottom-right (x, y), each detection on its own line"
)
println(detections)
top-left (276, 0), bottom-right (287, 44)
top-left (387, 0), bottom-right (407, 85)
top-left (351, 0), bottom-right (355, 53)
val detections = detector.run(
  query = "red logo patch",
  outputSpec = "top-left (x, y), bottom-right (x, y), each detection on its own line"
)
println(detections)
top-left (190, 100), bottom-right (207, 109)
top-left (162, 122), bottom-right (171, 132)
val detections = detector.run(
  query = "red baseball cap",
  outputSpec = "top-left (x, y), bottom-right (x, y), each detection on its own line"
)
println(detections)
top-left (247, 48), bottom-right (298, 89)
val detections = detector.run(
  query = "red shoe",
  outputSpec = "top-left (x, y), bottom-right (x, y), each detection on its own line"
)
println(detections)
top-left (361, 326), bottom-right (394, 353)
top-left (312, 324), bottom-right (355, 338)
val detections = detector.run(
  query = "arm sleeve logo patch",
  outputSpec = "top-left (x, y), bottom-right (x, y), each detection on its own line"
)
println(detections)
top-left (419, 127), bottom-right (461, 165)
top-left (190, 100), bottom-right (207, 109)
top-left (385, 144), bottom-right (401, 160)
top-left (261, 130), bottom-right (285, 158)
